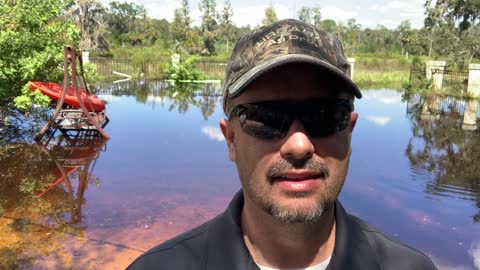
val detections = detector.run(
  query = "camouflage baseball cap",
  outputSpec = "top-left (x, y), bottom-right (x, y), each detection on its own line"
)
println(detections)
top-left (222, 18), bottom-right (362, 111)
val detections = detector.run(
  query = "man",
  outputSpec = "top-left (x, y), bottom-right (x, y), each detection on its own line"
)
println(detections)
top-left (128, 19), bottom-right (437, 270)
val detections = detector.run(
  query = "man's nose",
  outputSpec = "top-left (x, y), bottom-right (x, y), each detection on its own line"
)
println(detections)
top-left (279, 120), bottom-right (314, 161)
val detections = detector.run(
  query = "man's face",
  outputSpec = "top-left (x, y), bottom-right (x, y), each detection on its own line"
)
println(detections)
top-left (220, 63), bottom-right (358, 224)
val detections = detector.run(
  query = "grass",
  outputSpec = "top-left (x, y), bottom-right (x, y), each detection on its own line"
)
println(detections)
top-left (354, 70), bottom-right (409, 90)
top-left (352, 54), bottom-right (411, 89)
top-left (90, 48), bottom-right (426, 89)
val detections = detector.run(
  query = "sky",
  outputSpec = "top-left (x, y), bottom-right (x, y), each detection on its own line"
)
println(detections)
top-left (101, 0), bottom-right (427, 29)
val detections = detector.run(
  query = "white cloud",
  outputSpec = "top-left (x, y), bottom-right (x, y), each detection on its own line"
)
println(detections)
top-left (400, 11), bottom-right (424, 18)
top-left (146, 95), bottom-right (164, 104)
top-left (100, 0), bottom-right (426, 30)
top-left (144, 1), bottom-right (180, 22)
top-left (232, 3), bottom-right (293, 27)
top-left (470, 242), bottom-right (480, 270)
top-left (366, 115), bottom-right (391, 126)
top-left (363, 90), bottom-right (403, 105)
top-left (428, 243), bottom-right (480, 270)
top-left (201, 126), bottom-right (225, 142)
top-left (274, 3), bottom-right (292, 20)
top-left (97, 94), bottom-right (123, 103)
top-left (322, 6), bottom-right (359, 21)
top-left (371, 1), bottom-right (410, 13)
top-left (232, 5), bottom-right (268, 27)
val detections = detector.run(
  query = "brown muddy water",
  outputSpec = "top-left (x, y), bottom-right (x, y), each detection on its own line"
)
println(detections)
top-left (1, 80), bottom-right (479, 269)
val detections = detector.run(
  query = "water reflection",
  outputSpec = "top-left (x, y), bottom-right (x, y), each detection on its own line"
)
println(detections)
top-left (3, 84), bottom-right (480, 269)
top-left (0, 134), bottom-right (107, 268)
top-left (95, 80), bottom-right (221, 120)
top-left (35, 135), bottom-right (108, 224)
top-left (406, 94), bottom-right (480, 223)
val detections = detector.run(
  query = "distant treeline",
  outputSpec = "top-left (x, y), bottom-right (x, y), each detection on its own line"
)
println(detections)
top-left (1, 0), bottom-right (479, 103)
top-left (70, 0), bottom-right (480, 67)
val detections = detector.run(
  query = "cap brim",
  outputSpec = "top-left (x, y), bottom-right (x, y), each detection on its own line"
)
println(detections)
top-left (226, 54), bottom-right (362, 100)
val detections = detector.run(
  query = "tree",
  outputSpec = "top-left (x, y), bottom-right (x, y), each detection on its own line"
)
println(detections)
top-left (262, 4), bottom-right (278, 26)
top-left (171, 0), bottom-right (191, 46)
top-left (0, 0), bottom-right (79, 103)
top-left (67, 0), bottom-right (109, 52)
top-left (319, 19), bottom-right (336, 33)
top-left (148, 19), bottom-right (172, 49)
top-left (425, 0), bottom-right (480, 33)
top-left (396, 20), bottom-right (412, 56)
top-left (106, 1), bottom-right (147, 45)
top-left (217, 0), bottom-right (234, 53)
top-left (297, 7), bottom-right (312, 24)
top-left (312, 7), bottom-right (321, 28)
top-left (199, 0), bottom-right (217, 55)
top-left (424, 0), bottom-right (480, 67)
top-left (344, 19), bottom-right (361, 56)
top-left (410, 29), bottom-right (430, 55)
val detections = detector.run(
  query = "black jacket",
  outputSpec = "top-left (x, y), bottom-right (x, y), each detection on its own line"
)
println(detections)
top-left (127, 191), bottom-right (437, 270)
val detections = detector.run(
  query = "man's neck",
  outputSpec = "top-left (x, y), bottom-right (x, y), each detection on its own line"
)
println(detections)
top-left (241, 199), bottom-right (336, 269)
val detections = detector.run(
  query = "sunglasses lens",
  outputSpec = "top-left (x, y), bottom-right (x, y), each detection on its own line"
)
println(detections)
top-left (240, 107), bottom-right (291, 139)
top-left (301, 105), bottom-right (351, 137)
top-left (232, 99), bottom-right (353, 139)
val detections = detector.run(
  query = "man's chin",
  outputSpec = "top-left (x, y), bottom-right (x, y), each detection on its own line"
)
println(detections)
top-left (264, 200), bottom-right (328, 224)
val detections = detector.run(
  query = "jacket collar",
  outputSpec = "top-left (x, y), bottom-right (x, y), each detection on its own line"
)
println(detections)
top-left (206, 190), bottom-right (380, 270)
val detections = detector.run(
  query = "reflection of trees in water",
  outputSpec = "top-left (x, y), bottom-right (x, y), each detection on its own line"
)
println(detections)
top-left (0, 136), bottom-right (107, 268)
top-left (198, 84), bottom-right (219, 120)
top-left (406, 94), bottom-right (480, 223)
top-left (0, 102), bottom-right (52, 144)
top-left (94, 80), bottom-right (222, 120)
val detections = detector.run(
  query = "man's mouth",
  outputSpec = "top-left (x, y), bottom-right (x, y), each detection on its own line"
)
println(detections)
top-left (271, 171), bottom-right (326, 192)
top-left (271, 171), bottom-right (326, 182)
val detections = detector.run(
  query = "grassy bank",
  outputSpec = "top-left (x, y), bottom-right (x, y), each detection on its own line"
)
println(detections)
top-left (352, 53), bottom-right (411, 89)
top-left (354, 70), bottom-right (409, 90)
top-left (91, 49), bottom-right (419, 89)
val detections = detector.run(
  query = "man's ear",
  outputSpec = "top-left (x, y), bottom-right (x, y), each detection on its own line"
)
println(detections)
top-left (220, 118), bottom-right (236, 162)
top-left (348, 112), bottom-right (358, 157)
top-left (350, 112), bottom-right (358, 133)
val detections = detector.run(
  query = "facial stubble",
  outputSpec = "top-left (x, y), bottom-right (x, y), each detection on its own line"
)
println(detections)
top-left (243, 157), bottom-right (348, 224)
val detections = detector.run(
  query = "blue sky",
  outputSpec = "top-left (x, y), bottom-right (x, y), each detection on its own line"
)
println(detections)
top-left (102, 0), bottom-right (427, 29)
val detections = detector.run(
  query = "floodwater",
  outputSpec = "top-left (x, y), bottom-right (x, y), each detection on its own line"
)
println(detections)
top-left (1, 80), bottom-right (479, 269)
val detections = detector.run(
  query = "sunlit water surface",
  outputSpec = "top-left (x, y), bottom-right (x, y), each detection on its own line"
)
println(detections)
top-left (1, 81), bottom-right (479, 269)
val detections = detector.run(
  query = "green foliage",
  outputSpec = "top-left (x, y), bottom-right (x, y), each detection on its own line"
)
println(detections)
top-left (82, 62), bottom-right (100, 83)
top-left (13, 85), bottom-right (51, 111)
top-left (297, 7), bottom-right (321, 27)
top-left (424, 0), bottom-right (480, 67)
top-left (199, 0), bottom-right (218, 56)
top-left (319, 19), bottom-right (336, 33)
top-left (0, 0), bottom-right (79, 103)
top-left (68, 0), bottom-right (108, 52)
top-left (171, 0), bottom-right (191, 45)
top-left (425, 0), bottom-right (480, 33)
top-left (216, 0), bottom-right (234, 54)
top-left (298, 7), bottom-right (312, 24)
top-left (403, 57), bottom-right (432, 98)
top-left (106, 1), bottom-right (147, 46)
top-left (354, 70), bottom-right (409, 90)
top-left (166, 56), bottom-right (206, 82)
top-left (262, 5), bottom-right (278, 26)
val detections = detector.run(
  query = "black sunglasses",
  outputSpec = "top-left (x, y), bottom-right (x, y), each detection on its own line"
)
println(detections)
top-left (228, 98), bottom-right (354, 139)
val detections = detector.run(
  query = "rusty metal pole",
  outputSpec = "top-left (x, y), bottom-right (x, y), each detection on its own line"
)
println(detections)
top-left (70, 49), bottom-right (110, 139)
top-left (35, 48), bottom-right (72, 141)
